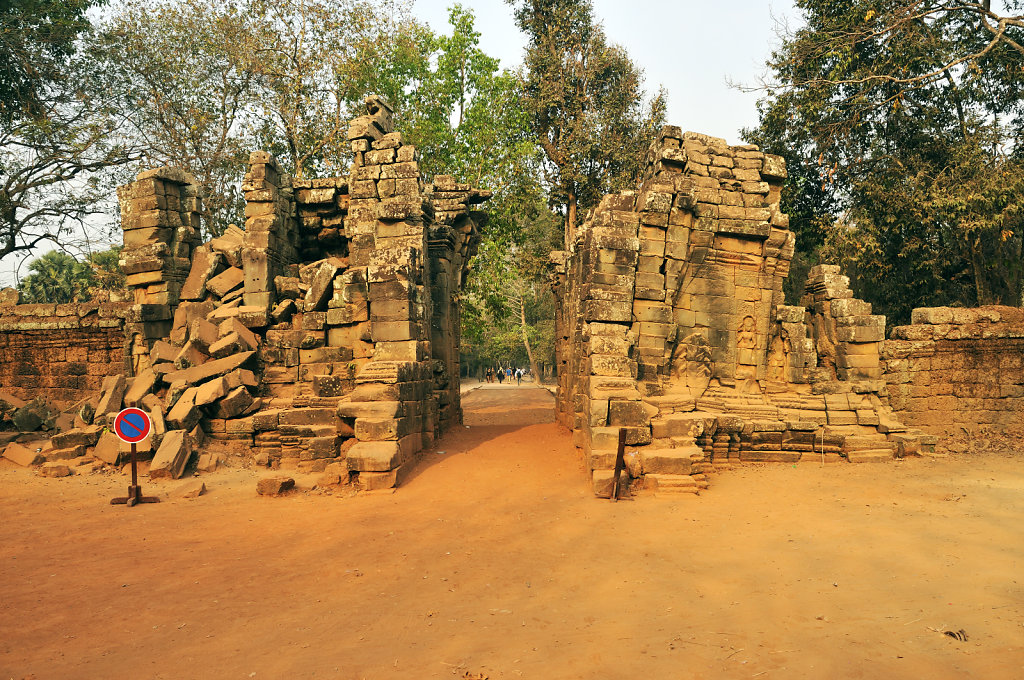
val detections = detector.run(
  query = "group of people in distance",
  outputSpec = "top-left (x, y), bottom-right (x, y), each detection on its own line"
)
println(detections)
top-left (484, 366), bottom-right (526, 385)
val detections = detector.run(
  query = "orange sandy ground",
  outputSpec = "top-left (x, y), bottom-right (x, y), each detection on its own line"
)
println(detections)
top-left (1, 384), bottom-right (1022, 679)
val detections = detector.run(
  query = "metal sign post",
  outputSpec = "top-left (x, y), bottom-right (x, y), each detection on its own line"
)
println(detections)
top-left (110, 407), bottom-right (159, 507)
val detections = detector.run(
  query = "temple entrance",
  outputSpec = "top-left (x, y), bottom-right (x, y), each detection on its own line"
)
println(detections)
top-left (460, 380), bottom-right (555, 427)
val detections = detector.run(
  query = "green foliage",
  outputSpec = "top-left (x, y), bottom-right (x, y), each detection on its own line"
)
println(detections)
top-left (98, 0), bottom-right (259, 237)
top-left (16, 247), bottom-right (125, 303)
top-left (18, 250), bottom-right (86, 303)
top-left (508, 0), bottom-right (666, 241)
top-left (1, 7), bottom-right (135, 262)
top-left (0, 0), bottom-right (100, 123)
top-left (746, 0), bottom-right (1024, 321)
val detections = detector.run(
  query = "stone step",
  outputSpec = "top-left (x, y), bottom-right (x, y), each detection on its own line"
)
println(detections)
top-left (843, 434), bottom-right (895, 452)
top-left (846, 449), bottom-right (895, 463)
top-left (647, 473), bottom-right (700, 495)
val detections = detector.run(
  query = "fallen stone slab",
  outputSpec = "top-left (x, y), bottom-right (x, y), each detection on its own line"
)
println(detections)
top-left (189, 318), bottom-right (220, 353)
top-left (166, 386), bottom-right (202, 431)
top-left (217, 317), bottom-right (259, 351)
top-left (140, 393), bottom-right (166, 429)
top-left (162, 351), bottom-right (255, 386)
top-left (193, 376), bottom-right (228, 407)
top-left (95, 375), bottom-right (128, 418)
top-left (196, 451), bottom-right (219, 472)
top-left (50, 424), bottom-right (103, 450)
top-left (40, 462), bottom-right (72, 478)
top-left (206, 266), bottom-right (244, 298)
top-left (173, 480), bottom-right (206, 499)
top-left (212, 386), bottom-right (254, 419)
top-left (92, 430), bottom-right (122, 466)
top-left (256, 476), bottom-right (295, 496)
top-left (2, 442), bottom-right (44, 466)
top-left (150, 430), bottom-right (191, 479)
top-left (123, 369), bottom-right (157, 408)
top-left (179, 246), bottom-right (222, 301)
top-left (207, 332), bottom-right (249, 358)
top-left (45, 444), bottom-right (87, 461)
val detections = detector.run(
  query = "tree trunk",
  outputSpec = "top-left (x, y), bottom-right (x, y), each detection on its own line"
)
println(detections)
top-left (971, 240), bottom-right (994, 305)
top-left (519, 294), bottom-right (541, 382)
top-left (565, 189), bottom-right (578, 250)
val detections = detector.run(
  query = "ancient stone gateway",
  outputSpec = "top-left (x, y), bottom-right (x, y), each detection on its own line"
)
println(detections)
top-left (5, 109), bottom-right (1024, 494)
top-left (549, 126), bottom-right (935, 496)
top-left (99, 95), bottom-right (490, 488)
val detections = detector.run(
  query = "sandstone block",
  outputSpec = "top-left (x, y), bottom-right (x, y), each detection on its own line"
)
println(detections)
top-left (150, 430), bottom-right (191, 479)
top-left (40, 463), bottom-right (72, 477)
top-left (347, 435), bottom-right (419, 472)
top-left (96, 374), bottom-right (128, 417)
top-left (2, 442), bottom-right (44, 466)
top-left (206, 266), bottom-right (244, 298)
top-left (212, 386), bottom-right (254, 419)
top-left (124, 369), bottom-right (157, 407)
top-left (166, 387), bottom-right (201, 431)
top-left (641, 447), bottom-right (701, 475)
top-left (92, 430), bottom-right (122, 466)
top-left (257, 476), bottom-right (295, 495)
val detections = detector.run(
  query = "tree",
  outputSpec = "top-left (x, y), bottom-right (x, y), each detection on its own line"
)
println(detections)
top-left (745, 0), bottom-right (1024, 321)
top-left (98, 0), bottom-right (260, 237)
top-left (1, 8), bottom-right (135, 265)
top-left (462, 198), bottom-right (559, 380)
top-left (17, 250), bottom-right (92, 303)
top-left (0, 0), bottom-right (100, 123)
top-left (508, 0), bottom-right (666, 246)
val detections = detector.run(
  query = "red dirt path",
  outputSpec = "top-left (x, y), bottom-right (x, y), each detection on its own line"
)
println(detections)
top-left (1, 385), bottom-right (1022, 679)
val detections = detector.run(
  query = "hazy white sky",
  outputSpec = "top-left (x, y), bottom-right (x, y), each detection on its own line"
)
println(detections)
top-left (0, 0), bottom-right (800, 288)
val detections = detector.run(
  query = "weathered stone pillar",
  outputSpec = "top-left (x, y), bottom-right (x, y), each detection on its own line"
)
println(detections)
top-left (117, 167), bottom-right (202, 363)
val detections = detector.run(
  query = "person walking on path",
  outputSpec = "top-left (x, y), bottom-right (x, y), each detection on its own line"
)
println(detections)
top-left (505, 367), bottom-right (512, 384)
top-left (516, 368), bottom-right (522, 385)
top-left (497, 367), bottom-right (504, 384)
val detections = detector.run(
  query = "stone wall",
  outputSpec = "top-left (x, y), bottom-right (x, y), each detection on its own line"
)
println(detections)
top-left (0, 301), bottom-right (131, 404)
top-left (883, 306), bottom-right (1024, 439)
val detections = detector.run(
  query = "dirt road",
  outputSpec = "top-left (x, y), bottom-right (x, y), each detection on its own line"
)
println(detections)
top-left (1, 387), bottom-right (1022, 679)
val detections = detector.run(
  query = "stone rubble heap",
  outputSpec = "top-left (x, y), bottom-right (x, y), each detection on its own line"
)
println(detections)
top-left (1, 96), bottom-right (490, 491)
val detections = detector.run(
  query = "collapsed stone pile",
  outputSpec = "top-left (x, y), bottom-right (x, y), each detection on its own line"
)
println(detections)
top-left (1, 96), bottom-right (490, 490)
top-left (551, 126), bottom-right (935, 496)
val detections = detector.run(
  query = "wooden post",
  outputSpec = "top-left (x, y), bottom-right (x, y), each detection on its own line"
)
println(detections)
top-left (611, 427), bottom-right (626, 502)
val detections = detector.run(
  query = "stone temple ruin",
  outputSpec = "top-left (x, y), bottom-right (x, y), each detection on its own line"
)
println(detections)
top-left (0, 96), bottom-right (491, 489)
top-left (549, 127), bottom-right (935, 496)
top-left (3, 105), bottom-right (1024, 495)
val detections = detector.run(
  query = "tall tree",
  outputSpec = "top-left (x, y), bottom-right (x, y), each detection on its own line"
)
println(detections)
top-left (1, 3), bottom-right (134, 264)
top-left (0, 0), bottom-right (100, 122)
top-left (508, 0), bottom-right (666, 247)
top-left (745, 0), bottom-right (1024, 321)
top-left (99, 0), bottom-right (259, 238)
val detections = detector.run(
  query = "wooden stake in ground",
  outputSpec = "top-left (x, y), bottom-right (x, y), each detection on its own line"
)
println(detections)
top-left (611, 428), bottom-right (626, 502)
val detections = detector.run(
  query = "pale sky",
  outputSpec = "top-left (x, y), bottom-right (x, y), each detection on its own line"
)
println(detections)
top-left (411, 0), bottom-right (800, 143)
top-left (0, 0), bottom-right (799, 289)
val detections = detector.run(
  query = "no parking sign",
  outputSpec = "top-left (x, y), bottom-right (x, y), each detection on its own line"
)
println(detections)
top-left (110, 407), bottom-right (158, 507)
top-left (113, 407), bottom-right (151, 444)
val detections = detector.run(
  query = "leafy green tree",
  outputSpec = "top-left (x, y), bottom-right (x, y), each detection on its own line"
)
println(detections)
top-left (508, 0), bottom-right (666, 246)
top-left (746, 0), bottom-right (1024, 321)
top-left (0, 0), bottom-right (100, 122)
top-left (17, 250), bottom-right (93, 303)
top-left (1, 6), bottom-right (135, 264)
